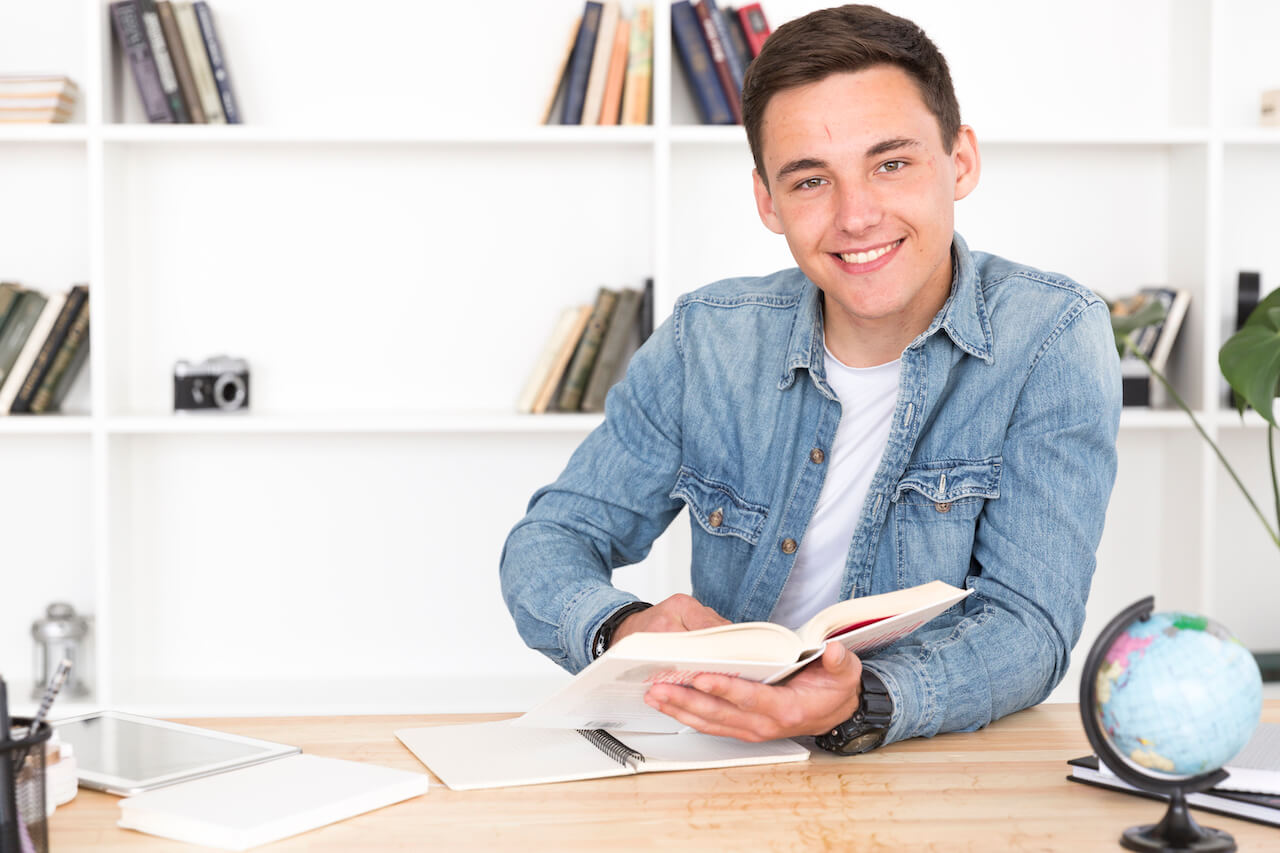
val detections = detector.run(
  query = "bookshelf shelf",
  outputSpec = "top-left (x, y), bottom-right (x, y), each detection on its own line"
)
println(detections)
top-left (2, 0), bottom-right (1277, 717)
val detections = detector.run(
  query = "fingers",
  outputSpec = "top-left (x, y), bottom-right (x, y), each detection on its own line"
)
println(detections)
top-left (613, 593), bottom-right (728, 644)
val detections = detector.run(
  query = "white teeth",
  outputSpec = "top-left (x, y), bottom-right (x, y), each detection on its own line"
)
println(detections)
top-left (840, 240), bottom-right (900, 265)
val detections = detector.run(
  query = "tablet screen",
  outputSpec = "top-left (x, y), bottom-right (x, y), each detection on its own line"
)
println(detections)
top-left (55, 711), bottom-right (300, 795)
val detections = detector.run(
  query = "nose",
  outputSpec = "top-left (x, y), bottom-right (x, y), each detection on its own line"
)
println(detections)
top-left (834, 179), bottom-right (883, 235)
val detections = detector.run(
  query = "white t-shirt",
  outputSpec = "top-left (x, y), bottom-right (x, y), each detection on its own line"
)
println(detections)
top-left (769, 346), bottom-right (901, 630)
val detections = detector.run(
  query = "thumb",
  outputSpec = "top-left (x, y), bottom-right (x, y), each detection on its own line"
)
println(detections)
top-left (823, 641), bottom-right (848, 671)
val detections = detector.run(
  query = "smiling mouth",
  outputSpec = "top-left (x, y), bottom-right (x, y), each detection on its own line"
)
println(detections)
top-left (837, 239), bottom-right (903, 265)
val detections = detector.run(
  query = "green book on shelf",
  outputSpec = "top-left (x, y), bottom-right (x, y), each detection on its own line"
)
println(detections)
top-left (0, 289), bottom-right (48, 389)
top-left (580, 287), bottom-right (640, 413)
top-left (557, 287), bottom-right (617, 411)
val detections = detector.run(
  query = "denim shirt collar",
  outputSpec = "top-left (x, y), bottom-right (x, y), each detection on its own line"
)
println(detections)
top-left (779, 232), bottom-right (995, 392)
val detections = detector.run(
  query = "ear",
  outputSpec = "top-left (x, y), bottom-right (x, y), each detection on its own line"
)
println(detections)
top-left (951, 126), bottom-right (981, 202)
top-left (753, 169), bottom-right (785, 235)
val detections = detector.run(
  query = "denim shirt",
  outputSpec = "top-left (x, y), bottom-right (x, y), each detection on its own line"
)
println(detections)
top-left (500, 233), bottom-right (1121, 746)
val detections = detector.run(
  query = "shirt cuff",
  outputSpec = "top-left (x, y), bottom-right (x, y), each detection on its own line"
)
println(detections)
top-left (561, 585), bottom-right (642, 674)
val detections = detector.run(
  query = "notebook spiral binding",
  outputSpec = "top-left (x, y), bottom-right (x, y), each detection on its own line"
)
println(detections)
top-left (576, 730), bottom-right (645, 767)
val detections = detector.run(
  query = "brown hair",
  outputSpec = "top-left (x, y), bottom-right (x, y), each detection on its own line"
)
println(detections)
top-left (742, 4), bottom-right (961, 188)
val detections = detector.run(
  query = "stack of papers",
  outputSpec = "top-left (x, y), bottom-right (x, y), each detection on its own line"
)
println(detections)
top-left (0, 75), bottom-right (79, 123)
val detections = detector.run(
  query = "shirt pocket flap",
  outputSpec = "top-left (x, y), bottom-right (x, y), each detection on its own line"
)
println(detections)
top-left (894, 457), bottom-right (1002, 504)
top-left (670, 467), bottom-right (768, 544)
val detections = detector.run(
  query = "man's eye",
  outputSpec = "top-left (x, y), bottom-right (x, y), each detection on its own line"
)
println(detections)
top-left (878, 160), bottom-right (907, 173)
top-left (797, 177), bottom-right (826, 189)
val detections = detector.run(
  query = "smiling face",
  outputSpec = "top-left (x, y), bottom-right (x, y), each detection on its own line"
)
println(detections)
top-left (752, 65), bottom-right (980, 367)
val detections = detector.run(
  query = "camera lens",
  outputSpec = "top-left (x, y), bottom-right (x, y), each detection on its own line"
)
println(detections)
top-left (213, 373), bottom-right (247, 410)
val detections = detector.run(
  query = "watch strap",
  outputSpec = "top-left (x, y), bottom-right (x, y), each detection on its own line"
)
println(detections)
top-left (591, 601), bottom-right (653, 659)
top-left (815, 667), bottom-right (893, 755)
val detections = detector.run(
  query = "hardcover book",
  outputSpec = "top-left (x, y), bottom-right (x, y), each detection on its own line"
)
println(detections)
top-left (173, 1), bottom-right (226, 123)
top-left (580, 287), bottom-right (641, 413)
top-left (533, 304), bottom-right (593, 415)
top-left (9, 285), bottom-right (88, 414)
top-left (31, 295), bottom-right (90, 414)
top-left (193, 1), bottom-right (241, 123)
top-left (0, 291), bottom-right (66, 415)
top-left (557, 287), bottom-right (618, 411)
top-left (671, 1), bottom-right (733, 125)
top-left (620, 4), bottom-right (653, 125)
top-left (396, 718), bottom-right (808, 791)
top-left (156, 0), bottom-right (205, 123)
top-left (693, 0), bottom-right (743, 123)
top-left (596, 15), bottom-right (631, 125)
top-left (541, 15), bottom-right (582, 125)
top-left (516, 580), bottom-right (971, 733)
top-left (737, 2), bottom-right (772, 57)
top-left (0, 289), bottom-right (49, 390)
top-left (136, 0), bottom-right (191, 122)
top-left (110, 1), bottom-right (175, 123)
top-left (561, 2), bottom-right (604, 125)
top-left (579, 1), bottom-right (620, 125)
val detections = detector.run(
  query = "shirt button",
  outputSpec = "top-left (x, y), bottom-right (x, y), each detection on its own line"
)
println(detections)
top-left (809, 448), bottom-right (825, 464)
top-left (935, 501), bottom-right (952, 513)
top-left (781, 538), bottom-right (797, 554)
top-left (708, 509), bottom-right (724, 528)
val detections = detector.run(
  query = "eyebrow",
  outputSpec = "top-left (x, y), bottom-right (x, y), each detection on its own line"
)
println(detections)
top-left (773, 137), bottom-right (924, 184)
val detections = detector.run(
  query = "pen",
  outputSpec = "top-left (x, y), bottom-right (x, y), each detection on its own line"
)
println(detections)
top-left (26, 658), bottom-right (72, 739)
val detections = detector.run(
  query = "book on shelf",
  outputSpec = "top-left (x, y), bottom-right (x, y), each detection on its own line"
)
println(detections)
top-left (637, 276), bottom-right (655, 342)
top-left (518, 305), bottom-right (589, 414)
top-left (701, 0), bottom-right (746, 118)
top-left (671, 1), bottom-right (734, 125)
top-left (737, 3), bottom-right (772, 58)
top-left (532, 304), bottom-right (593, 414)
top-left (580, 2), bottom-right (621, 126)
top-left (396, 717), bottom-right (808, 791)
top-left (0, 290), bottom-right (66, 415)
top-left (691, 0), bottom-right (743, 124)
top-left (557, 287), bottom-right (619, 411)
top-left (137, 0), bottom-right (192, 122)
top-left (0, 283), bottom-right (21, 330)
top-left (541, 15), bottom-right (582, 125)
top-left (173, 0), bottom-right (226, 123)
top-left (1111, 287), bottom-right (1191, 408)
top-left (597, 14), bottom-right (631, 125)
top-left (193, 1), bottom-right (241, 123)
top-left (9, 285), bottom-right (88, 415)
top-left (0, 288), bottom-right (49, 389)
top-left (517, 580), bottom-right (971, 733)
top-left (0, 75), bottom-right (79, 123)
top-left (31, 294), bottom-right (90, 414)
top-left (156, 0), bottom-right (206, 123)
top-left (580, 287), bottom-right (642, 413)
top-left (620, 4), bottom-right (653, 125)
top-left (562, 2), bottom-right (604, 124)
top-left (1067, 748), bottom-right (1280, 829)
top-left (111, 0), bottom-right (175, 123)
top-left (719, 4), bottom-right (752, 73)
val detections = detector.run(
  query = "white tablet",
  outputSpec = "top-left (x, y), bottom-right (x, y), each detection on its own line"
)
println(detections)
top-left (53, 710), bottom-right (301, 796)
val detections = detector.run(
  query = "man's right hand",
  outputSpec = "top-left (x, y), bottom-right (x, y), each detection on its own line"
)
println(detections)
top-left (611, 593), bottom-right (730, 647)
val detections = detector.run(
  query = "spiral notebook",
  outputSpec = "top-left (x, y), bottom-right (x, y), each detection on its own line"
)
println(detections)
top-left (395, 718), bottom-right (809, 790)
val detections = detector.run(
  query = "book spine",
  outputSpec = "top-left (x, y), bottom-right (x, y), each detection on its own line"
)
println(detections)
top-left (0, 283), bottom-right (20, 332)
top-left (737, 3), bottom-right (771, 57)
top-left (137, 0), bottom-right (191, 122)
top-left (597, 17), bottom-right (630, 125)
top-left (671, 1), bottom-right (733, 125)
top-left (47, 331), bottom-right (91, 413)
top-left (0, 291), bottom-right (48, 387)
top-left (704, 1), bottom-right (745, 103)
top-left (31, 296), bottom-right (90, 414)
top-left (720, 3), bottom-right (752, 73)
top-left (194, 1), bottom-right (241, 123)
top-left (10, 286), bottom-right (88, 414)
top-left (156, 0), bottom-right (205, 123)
top-left (620, 4), bottom-right (652, 126)
top-left (637, 276), bottom-right (654, 342)
top-left (109, 1), bottom-right (175, 123)
top-left (693, 0), bottom-right (743, 123)
top-left (580, 1), bottom-right (620, 125)
top-left (0, 293), bottom-right (64, 414)
top-left (540, 15), bottom-right (582, 125)
top-left (173, 1), bottom-right (225, 123)
top-left (557, 288), bottom-right (618, 411)
top-left (581, 288), bottom-right (641, 413)
top-left (562, 2), bottom-right (604, 125)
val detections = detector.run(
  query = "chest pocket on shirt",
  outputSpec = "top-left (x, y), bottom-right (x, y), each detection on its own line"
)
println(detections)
top-left (891, 457), bottom-right (1001, 588)
top-left (670, 466), bottom-right (768, 544)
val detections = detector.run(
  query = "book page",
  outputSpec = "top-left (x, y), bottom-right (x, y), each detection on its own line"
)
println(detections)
top-left (796, 580), bottom-right (971, 651)
top-left (609, 619), bottom-right (803, 665)
top-left (513, 651), bottom-right (809, 733)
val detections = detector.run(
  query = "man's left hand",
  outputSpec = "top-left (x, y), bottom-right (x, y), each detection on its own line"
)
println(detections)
top-left (642, 641), bottom-right (864, 742)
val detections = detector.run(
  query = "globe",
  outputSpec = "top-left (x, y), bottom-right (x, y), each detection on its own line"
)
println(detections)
top-left (1080, 597), bottom-right (1265, 852)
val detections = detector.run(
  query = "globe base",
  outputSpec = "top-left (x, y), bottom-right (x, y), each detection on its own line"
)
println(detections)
top-left (1120, 791), bottom-right (1235, 853)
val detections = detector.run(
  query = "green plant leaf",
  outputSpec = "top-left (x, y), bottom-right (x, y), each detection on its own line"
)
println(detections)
top-left (1220, 288), bottom-right (1280, 427)
top-left (1108, 298), bottom-right (1167, 356)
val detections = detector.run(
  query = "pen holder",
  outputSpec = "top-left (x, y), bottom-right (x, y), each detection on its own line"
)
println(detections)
top-left (1, 718), bottom-right (51, 853)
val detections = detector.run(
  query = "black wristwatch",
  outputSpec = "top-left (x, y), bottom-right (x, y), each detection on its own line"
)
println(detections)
top-left (591, 601), bottom-right (653, 659)
top-left (815, 668), bottom-right (894, 755)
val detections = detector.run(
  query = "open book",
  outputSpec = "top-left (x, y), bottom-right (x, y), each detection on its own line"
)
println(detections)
top-left (516, 580), bottom-right (971, 733)
top-left (395, 718), bottom-right (809, 791)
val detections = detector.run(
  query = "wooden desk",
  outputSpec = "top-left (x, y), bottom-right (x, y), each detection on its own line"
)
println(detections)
top-left (49, 702), bottom-right (1279, 851)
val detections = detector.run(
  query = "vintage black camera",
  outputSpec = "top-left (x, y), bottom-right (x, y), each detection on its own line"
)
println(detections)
top-left (173, 356), bottom-right (250, 412)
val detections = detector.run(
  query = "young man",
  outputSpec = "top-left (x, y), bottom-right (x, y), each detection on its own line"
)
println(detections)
top-left (501, 5), bottom-right (1121, 754)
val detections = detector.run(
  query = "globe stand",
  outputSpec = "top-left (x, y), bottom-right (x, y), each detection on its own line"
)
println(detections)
top-left (1080, 597), bottom-right (1237, 853)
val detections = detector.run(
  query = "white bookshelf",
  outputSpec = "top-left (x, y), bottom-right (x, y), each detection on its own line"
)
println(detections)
top-left (2, 0), bottom-right (1277, 718)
